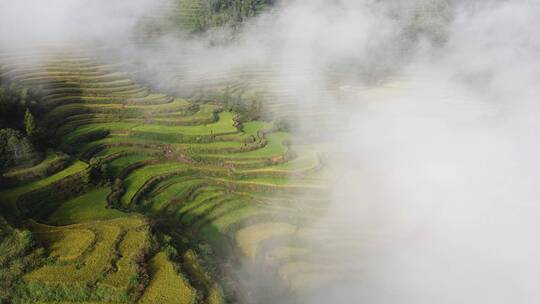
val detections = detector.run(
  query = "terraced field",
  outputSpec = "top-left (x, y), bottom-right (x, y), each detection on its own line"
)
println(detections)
top-left (0, 48), bottom-right (333, 303)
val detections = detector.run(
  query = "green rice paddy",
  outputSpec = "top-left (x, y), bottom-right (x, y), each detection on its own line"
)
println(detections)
top-left (0, 48), bottom-right (328, 303)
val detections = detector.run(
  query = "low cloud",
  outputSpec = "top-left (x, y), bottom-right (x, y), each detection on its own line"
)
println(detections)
top-left (2, 0), bottom-right (540, 303)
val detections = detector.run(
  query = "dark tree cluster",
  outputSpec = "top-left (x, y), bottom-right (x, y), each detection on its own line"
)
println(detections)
top-left (140, 0), bottom-right (276, 36)
top-left (227, 98), bottom-right (262, 125)
top-left (205, 0), bottom-right (275, 23)
top-left (0, 79), bottom-right (46, 174)
top-left (0, 80), bottom-right (43, 131)
top-left (0, 128), bottom-right (39, 174)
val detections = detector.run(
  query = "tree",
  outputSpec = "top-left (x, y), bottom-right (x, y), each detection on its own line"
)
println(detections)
top-left (0, 83), bottom-right (25, 129)
top-left (0, 128), bottom-right (37, 174)
top-left (24, 108), bottom-right (37, 139)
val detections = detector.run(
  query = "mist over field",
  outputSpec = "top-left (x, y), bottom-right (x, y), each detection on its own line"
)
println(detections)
top-left (312, 1), bottom-right (540, 303)
top-left (2, 0), bottom-right (540, 303)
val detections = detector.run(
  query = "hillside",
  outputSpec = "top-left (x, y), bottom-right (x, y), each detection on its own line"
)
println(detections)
top-left (0, 46), bottom-right (331, 303)
top-left (0, 0), bottom-right (501, 303)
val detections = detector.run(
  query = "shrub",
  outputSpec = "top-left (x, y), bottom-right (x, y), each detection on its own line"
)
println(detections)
top-left (0, 217), bottom-right (44, 303)
top-left (88, 157), bottom-right (112, 185)
top-left (107, 178), bottom-right (126, 208)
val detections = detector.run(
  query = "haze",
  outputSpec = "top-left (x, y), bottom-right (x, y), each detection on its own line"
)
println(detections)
top-left (2, 0), bottom-right (540, 303)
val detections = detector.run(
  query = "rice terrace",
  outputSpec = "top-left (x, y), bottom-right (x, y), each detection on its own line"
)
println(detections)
top-left (1, 0), bottom-right (540, 304)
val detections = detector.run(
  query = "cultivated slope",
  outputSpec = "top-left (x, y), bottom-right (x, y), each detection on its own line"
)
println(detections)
top-left (0, 48), bottom-right (335, 303)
